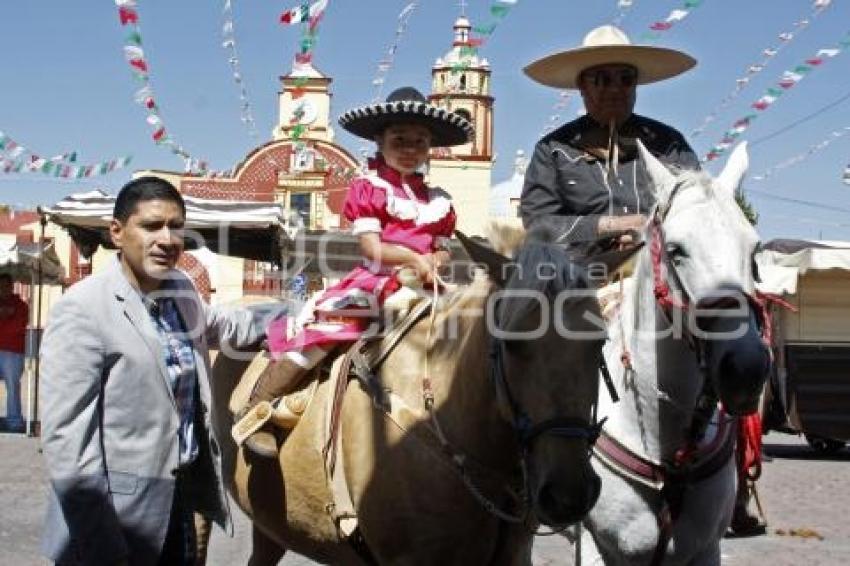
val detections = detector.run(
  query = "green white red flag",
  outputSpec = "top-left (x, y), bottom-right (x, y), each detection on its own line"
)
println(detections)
top-left (280, 0), bottom-right (328, 25)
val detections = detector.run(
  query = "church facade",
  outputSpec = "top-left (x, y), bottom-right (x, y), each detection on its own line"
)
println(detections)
top-left (136, 62), bottom-right (360, 298)
top-left (136, 16), bottom-right (499, 299)
top-left (140, 63), bottom-right (359, 232)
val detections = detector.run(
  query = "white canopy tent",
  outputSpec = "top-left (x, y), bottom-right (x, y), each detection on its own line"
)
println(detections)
top-left (0, 240), bottom-right (64, 284)
top-left (18, 189), bottom-right (292, 435)
top-left (756, 239), bottom-right (850, 295)
top-left (756, 239), bottom-right (850, 443)
top-left (41, 189), bottom-right (294, 264)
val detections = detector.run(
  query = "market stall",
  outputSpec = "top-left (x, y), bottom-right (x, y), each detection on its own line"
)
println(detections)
top-left (757, 239), bottom-right (850, 452)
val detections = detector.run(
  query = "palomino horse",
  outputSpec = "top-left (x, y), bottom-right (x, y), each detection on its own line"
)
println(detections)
top-left (210, 231), bottom-right (630, 565)
top-left (576, 142), bottom-right (771, 565)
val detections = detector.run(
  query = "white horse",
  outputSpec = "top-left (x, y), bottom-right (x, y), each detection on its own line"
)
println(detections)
top-left (577, 142), bottom-right (771, 565)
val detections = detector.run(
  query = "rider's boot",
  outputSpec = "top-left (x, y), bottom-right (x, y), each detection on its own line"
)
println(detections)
top-left (234, 358), bottom-right (310, 458)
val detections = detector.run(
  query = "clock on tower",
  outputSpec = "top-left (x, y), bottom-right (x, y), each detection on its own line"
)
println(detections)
top-left (274, 62), bottom-right (333, 142)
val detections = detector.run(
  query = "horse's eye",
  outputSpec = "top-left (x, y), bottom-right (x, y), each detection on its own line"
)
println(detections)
top-left (751, 244), bottom-right (763, 283)
top-left (666, 243), bottom-right (687, 265)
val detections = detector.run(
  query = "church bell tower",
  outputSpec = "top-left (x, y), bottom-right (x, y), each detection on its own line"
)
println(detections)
top-left (427, 16), bottom-right (495, 236)
top-left (274, 62), bottom-right (334, 143)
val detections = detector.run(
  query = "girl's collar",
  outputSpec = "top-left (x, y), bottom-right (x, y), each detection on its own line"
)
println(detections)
top-left (367, 154), bottom-right (426, 190)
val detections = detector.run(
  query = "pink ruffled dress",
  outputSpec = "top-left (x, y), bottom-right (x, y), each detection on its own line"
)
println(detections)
top-left (269, 155), bottom-right (456, 355)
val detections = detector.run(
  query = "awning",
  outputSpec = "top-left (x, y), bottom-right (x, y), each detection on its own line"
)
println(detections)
top-left (41, 189), bottom-right (292, 264)
top-left (0, 240), bottom-right (64, 284)
top-left (757, 239), bottom-right (850, 295)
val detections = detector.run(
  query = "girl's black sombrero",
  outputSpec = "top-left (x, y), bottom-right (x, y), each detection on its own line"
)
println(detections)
top-left (338, 87), bottom-right (474, 147)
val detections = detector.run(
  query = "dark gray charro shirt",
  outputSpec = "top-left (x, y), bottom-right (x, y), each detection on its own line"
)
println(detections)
top-left (520, 113), bottom-right (699, 242)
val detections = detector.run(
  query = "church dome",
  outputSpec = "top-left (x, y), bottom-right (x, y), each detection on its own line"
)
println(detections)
top-left (490, 150), bottom-right (529, 218)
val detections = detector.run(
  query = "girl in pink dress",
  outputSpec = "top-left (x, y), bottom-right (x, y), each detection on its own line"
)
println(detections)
top-left (236, 86), bottom-right (473, 457)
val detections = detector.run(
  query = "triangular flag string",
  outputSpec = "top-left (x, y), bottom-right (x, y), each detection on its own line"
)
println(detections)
top-left (539, 91), bottom-right (574, 137)
top-left (691, 0), bottom-right (832, 138)
top-left (357, 2), bottom-right (421, 167)
top-left (432, 1), bottom-right (519, 170)
top-left (281, 0), bottom-right (331, 145)
top-left (222, 0), bottom-right (260, 142)
top-left (751, 125), bottom-right (850, 182)
top-left (279, 0), bottom-right (328, 26)
top-left (370, 2), bottom-right (419, 104)
top-left (636, 0), bottom-right (705, 44)
top-left (0, 130), bottom-right (132, 178)
top-left (113, 0), bottom-right (206, 173)
top-left (611, 0), bottom-right (637, 27)
top-left (275, 0), bottom-right (363, 184)
top-left (704, 30), bottom-right (850, 162)
top-left (451, 0), bottom-right (517, 78)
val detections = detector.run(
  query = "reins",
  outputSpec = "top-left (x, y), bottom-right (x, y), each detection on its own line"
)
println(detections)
top-left (419, 265), bottom-right (603, 535)
top-left (420, 270), bottom-right (530, 525)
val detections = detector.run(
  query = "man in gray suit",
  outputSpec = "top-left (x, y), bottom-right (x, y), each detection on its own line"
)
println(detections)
top-left (39, 177), bottom-right (264, 565)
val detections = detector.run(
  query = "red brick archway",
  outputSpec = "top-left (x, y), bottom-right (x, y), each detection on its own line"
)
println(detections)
top-left (178, 139), bottom-right (359, 220)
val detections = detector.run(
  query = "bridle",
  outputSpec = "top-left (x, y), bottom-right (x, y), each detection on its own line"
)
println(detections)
top-left (649, 183), bottom-right (775, 346)
top-left (418, 266), bottom-right (607, 532)
top-left (483, 290), bottom-right (607, 531)
top-left (599, 185), bottom-right (765, 565)
top-left (647, 189), bottom-right (755, 451)
top-left (488, 302), bottom-right (606, 456)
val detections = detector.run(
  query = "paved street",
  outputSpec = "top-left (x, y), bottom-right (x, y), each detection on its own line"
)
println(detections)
top-left (1, 431), bottom-right (847, 565)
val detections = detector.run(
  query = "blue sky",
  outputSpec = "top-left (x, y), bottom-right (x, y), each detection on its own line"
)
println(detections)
top-left (1, 1), bottom-right (849, 241)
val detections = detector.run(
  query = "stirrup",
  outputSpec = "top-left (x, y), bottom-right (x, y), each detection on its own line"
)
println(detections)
top-left (232, 401), bottom-right (274, 446)
top-left (268, 380), bottom-right (318, 429)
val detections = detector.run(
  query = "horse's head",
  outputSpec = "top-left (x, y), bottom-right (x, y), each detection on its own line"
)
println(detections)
top-left (459, 229), bottom-right (633, 527)
top-left (639, 141), bottom-right (770, 415)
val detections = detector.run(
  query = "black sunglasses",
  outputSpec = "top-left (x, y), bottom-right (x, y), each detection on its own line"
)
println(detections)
top-left (583, 69), bottom-right (638, 89)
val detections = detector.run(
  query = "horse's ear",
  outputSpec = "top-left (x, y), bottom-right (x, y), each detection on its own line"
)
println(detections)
top-left (637, 139), bottom-right (677, 206)
top-left (580, 242), bottom-right (645, 281)
top-left (716, 142), bottom-right (749, 199)
top-left (455, 230), bottom-right (511, 287)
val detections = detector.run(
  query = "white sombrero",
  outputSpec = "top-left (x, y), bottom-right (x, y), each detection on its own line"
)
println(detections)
top-left (339, 87), bottom-right (474, 147)
top-left (524, 25), bottom-right (696, 89)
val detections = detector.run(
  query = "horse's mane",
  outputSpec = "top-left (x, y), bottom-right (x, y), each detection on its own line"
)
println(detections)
top-left (432, 230), bottom-right (592, 343)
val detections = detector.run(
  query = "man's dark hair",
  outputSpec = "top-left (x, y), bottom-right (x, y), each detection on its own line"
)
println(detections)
top-left (0, 273), bottom-right (12, 284)
top-left (113, 176), bottom-right (186, 223)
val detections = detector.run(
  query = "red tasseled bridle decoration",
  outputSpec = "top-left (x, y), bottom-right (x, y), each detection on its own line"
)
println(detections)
top-left (648, 215), bottom-right (802, 487)
top-left (737, 412), bottom-right (763, 481)
top-left (752, 290), bottom-right (798, 350)
top-left (650, 218), bottom-right (687, 311)
top-left (739, 291), bottom-right (796, 482)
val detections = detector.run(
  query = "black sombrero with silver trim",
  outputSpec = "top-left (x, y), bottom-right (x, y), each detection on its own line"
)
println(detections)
top-left (338, 87), bottom-right (473, 147)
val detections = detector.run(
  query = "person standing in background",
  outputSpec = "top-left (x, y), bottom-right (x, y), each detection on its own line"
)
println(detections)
top-left (0, 272), bottom-right (28, 433)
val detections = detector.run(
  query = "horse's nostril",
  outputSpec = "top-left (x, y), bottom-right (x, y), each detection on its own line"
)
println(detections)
top-left (536, 482), bottom-right (575, 526)
top-left (538, 482), bottom-right (559, 512)
top-left (717, 347), bottom-right (769, 415)
top-left (536, 471), bottom-right (600, 527)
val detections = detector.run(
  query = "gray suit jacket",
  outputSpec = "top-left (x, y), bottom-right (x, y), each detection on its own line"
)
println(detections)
top-left (39, 259), bottom-right (262, 566)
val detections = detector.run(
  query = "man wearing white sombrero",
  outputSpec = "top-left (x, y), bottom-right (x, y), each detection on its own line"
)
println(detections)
top-left (520, 25), bottom-right (767, 537)
top-left (520, 25), bottom-right (698, 243)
